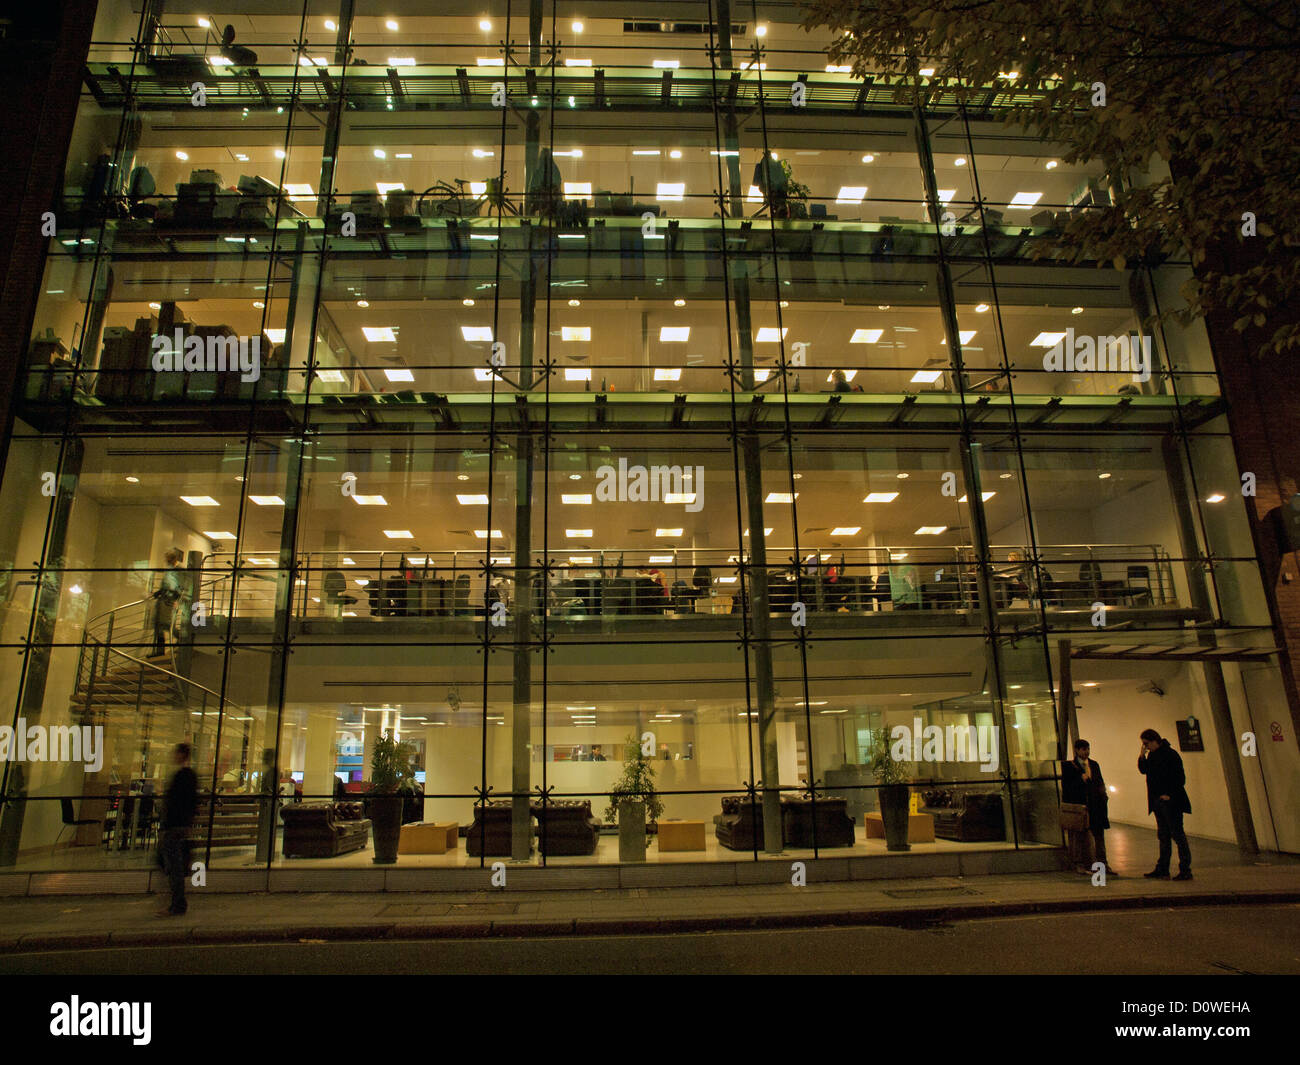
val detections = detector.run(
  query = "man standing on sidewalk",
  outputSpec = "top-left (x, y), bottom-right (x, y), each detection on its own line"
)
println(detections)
top-left (1138, 728), bottom-right (1192, 881)
top-left (157, 743), bottom-right (198, 916)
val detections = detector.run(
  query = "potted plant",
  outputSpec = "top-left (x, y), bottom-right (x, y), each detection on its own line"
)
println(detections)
top-left (368, 731), bottom-right (416, 864)
top-left (869, 729), bottom-right (914, 852)
top-left (606, 734), bottom-right (664, 862)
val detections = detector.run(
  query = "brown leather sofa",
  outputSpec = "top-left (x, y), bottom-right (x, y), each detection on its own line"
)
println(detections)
top-left (281, 801), bottom-right (371, 858)
top-left (781, 797), bottom-right (856, 847)
top-left (714, 795), bottom-right (765, 850)
top-left (531, 799), bottom-right (601, 856)
top-left (466, 800), bottom-right (528, 857)
top-left (920, 789), bottom-right (1006, 841)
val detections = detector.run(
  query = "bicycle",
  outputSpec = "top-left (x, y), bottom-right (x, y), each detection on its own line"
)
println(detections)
top-left (417, 175), bottom-right (519, 219)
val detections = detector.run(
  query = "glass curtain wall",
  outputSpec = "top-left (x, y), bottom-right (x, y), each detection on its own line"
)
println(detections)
top-left (0, 0), bottom-right (1282, 873)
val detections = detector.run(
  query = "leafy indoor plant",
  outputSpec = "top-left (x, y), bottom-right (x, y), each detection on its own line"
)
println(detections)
top-left (607, 735), bottom-right (664, 860)
top-left (869, 728), bottom-right (915, 852)
top-left (368, 731), bottom-right (416, 865)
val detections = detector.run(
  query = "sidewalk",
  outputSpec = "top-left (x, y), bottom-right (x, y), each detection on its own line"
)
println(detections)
top-left (2, 860), bottom-right (1297, 954)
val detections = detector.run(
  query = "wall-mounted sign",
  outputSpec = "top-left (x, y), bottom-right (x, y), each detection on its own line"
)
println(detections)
top-left (1176, 716), bottom-right (1204, 752)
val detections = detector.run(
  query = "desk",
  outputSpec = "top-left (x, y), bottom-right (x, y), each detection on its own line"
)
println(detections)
top-left (657, 819), bottom-right (706, 851)
top-left (864, 811), bottom-right (935, 843)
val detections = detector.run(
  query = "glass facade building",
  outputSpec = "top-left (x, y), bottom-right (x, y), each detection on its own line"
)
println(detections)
top-left (2, 1), bottom-right (1295, 880)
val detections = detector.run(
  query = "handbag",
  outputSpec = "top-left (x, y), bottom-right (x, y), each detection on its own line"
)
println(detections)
top-left (1059, 802), bottom-right (1090, 832)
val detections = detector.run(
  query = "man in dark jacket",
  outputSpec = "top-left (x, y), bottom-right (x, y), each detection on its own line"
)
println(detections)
top-left (1061, 739), bottom-right (1115, 875)
top-left (1138, 728), bottom-right (1192, 880)
top-left (157, 743), bottom-right (198, 916)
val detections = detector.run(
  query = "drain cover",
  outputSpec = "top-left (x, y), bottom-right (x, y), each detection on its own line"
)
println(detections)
top-left (882, 887), bottom-right (979, 899)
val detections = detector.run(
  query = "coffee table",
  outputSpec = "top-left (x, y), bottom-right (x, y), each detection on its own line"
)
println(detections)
top-left (398, 821), bottom-right (459, 854)
top-left (657, 819), bottom-right (706, 852)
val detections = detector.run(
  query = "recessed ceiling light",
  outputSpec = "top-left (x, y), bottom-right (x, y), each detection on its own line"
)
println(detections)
top-left (850, 328), bottom-right (883, 343)
top-left (198, 17), bottom-right (210, 28)
top-left (473, 530), bottom-right (504, 540)
top-left (561, 326), bottom-right (591, 342)
top-left (918, 67), bottom-right (935, 76)
top-left (351, 495), bottom-right (388, 505)
top-left (203, 531), bottom-right (236, 540)
top-left (456, 474), bottom-right (470, 482)
top-left (572, 20), bottom-right (584, 32)
top-left (755, 327), bottom-right (787, 343)
top-left (656, 182), bottom-right (685, 202)
top-left (1000, 473), bottom-right (1013, 479)
top-left (755, 24), bottom-right (768, 37)
top-left (565, 58), bottom-right (591, 67)
top-left (911, 370), bottom-right (944, 384)
top-left (148, 302), bottom-right (162, 310)
top-left (315, 369), bottom-right (346, 383)
top-left (562, 494), bottom-right (593, 505)
top-left (1007, 192), bottom-right (1043, 209)
top-left (915, 526), bottom-right (948, 535)
top-left (477, 57), bottom-right (505, 66)
top-left (565, 529), bottom-right (593, 538)
top-left (999, 71), bottom-right (1019, 79)
top-left (836, 186), bottom-right (867, 204)
top-left (664, 493), bottom-right (696, 505)
top-left (936, 189), bottom-right (956, 203)
top-left (384, 530), bottom-right (414, 539)
top-left (387, 57), bottom-right (415, 66)
top-left (462, 326), bottom-right (494, 341)
top-left (568, 474), bottom-right (582, 481)
top-left (362, 326), bottom-right (397, 342)
top-left (654, 368), bottom-right (682, 381)
top-left (743, 528), bottom-right (774, 537)
top-left (457, 494), bottom-right (489, 505)
top-left (831, 527), bottom-right (861, 536)
top-left (669, 149), bottom-right (682, 159)
top-left (896, 473), bottom-right (910, 480)
top-left (249, 495), bottom-right (284, 506)
top-left (564, 368), bottom-right (592, 381)
top-left (674, 298), bottom-right (686, 307)
top-left (274, 149), bottom-right (286, 159)
top-left (479, 19), bottom-right (492, 30)
top-left (863, 492), bottom-right (899, 503)
top-left (567, 299), bottom-right (581, 307)
top-left (954, 157), bottom-right (966, 166)
top-left (356, 299), bottom-right (369, 308)
top-left (1071, 306), bottom-right (1084, 315)
top-left (941, 330), bottom-right (977, 344)
top-left (462, 299), bottom-right (475, 307)
top-left (325, 19), bottom-right (337, 31)
top-left (1206, 494), bottom-right (1226, 503)
top-left (826, 64), bottom-right (852, 73)
top-left (659, 326), bottom-right (690, 342)
top-left (655, 528), bottom-right (684, 537)
top-left (957, 492), bottom-right (996, 502)
top-left (653, 60), bottom-right (680, 69)
top-left (975, 303), bottom-right (990, 312)
top-left (861, 154), bottom-right (875, 163)
top-left (175, 151), bottom-right (189, 161)
top-left (384, 368), bottom-right (415, 383)
top-left (252, 301), bottom-right (265, 309)
top-left (1098, 473), bottom-right (1112, 480)
top-left (385, 20), bottom-right (399, 31)
top-left (765, 492), bottom-right (797, 504)
top-left (124, 475), bottom-right (140, 484)
top-left (373, 148), bottom-right (386, 159)
top-left (1045, 160), bottom-right (1058, 170)
top-left (1030, 331), bottom-right (1067, 347)
top-left (181, 495), bottom-right (219, 507)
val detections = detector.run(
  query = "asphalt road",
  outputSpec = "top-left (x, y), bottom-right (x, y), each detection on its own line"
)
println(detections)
top-left (2, 903), bottom-right (1297, 975)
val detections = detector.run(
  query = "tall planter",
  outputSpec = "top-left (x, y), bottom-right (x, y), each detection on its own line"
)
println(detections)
top-left (878, 784), bottom-right (912, 852)
top-left (370, 794), bottom-right (403, 864)
top-left (618, 799), bottom-right (647, 862)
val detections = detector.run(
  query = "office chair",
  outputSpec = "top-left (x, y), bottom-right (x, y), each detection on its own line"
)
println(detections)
top-left (220, 25), bottom-right (258, 66)
top-left (1126, 565), bottom-right (1153, 605)
top-left (57, 797), bottom-right (100, 847)
top-left (322, 570), bottom-right (356, 617)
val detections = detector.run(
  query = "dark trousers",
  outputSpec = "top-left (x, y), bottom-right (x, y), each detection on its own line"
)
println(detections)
top-left (1091, 827), bottom-right (1108, 865)
top-left (1153, 800), bottom-right (1191, 872)
top-left (159, 827), bottom-right (190, 913)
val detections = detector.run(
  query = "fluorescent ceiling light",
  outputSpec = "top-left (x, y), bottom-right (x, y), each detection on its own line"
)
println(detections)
top-left (208, 56), bottom-right (234, 66)
top-left (568, 556), bottom-right (594, 564)
top-left (743, 528), bottom-right (773, 537)
top-left (765, 492), bottom-right (797, 504)
top-left (850, 328), bottom-right (883, 343)
top-left (249, 495), bottom-right (284, 506)
top-left (957, 492), bottom-right (997, 502)
top-left (469, 182), bottom-right (488, 196)
top-left (830, 527), bottom-right (861, 536)
top-left (375, 182), bottom-right (405, 198)
top-left (753, 369), bottom-right (771, 383)
top-left (565, 529), bottom-right (593, 538)
top-left (181, 495), bottom-right (219, 507)
top-left (942, 330), bottom-right (977, 344)
top-left (911, 370), bottom-right (945, 384)
top-left (264, 329), bottom-right (287, 344)
top-left (863, 492), bottom-right (899, 503)
top-left (890, 553), bottom-right (908, 561)
top-left (315, 369), bottom-right (346, 383)
top-left (632, 150), bottom-right (661, 156)
top-left (654, 368), bottom-right (682, 381)
top-left (1030, 331), bottom-right (1068, 347)
top-left (282, 183), bottom-right (314, 199)
top-left (351, 495), bottom-right (388, 506)
top-left (202, 531), bottom-right (236, 541)
top-left (653, 60), bottom-right (679, 69)
top-left (1007, 192), bottom-right (1043, 209)
top-left (563, 183), bottom-right (592, 201)
top-left (664, 494), bottom-right (696, 505)
top-left (825, 369), bottom-right (857, 382)
top-left (246, 557), bottom-right (275, 566)
top-left (754, 327), bottom-right (787, 343)
top-left (656, 182), bottom-right (685, 202)
top-left (562, 494), bottom-right (593, 505)
top-left (457, 494), bottom-right (489, 505)
top-left (471, 149), bottom-right (495, 158)
top-left (1206, 493), bottom-right (1226, 503)
top-left (915, 526), bottom-right (948, 535)
top-left (473, 530), bottom-right (504, 539)
top-left (384, 530), bottom-right (414, 539)
top-left (387, 57), bottom-right (415, 66)
top-left (659, 326), bottom-right (690, 342)
top-left (740, 61), bottom-right (766, 71)
top-left (462, 326), bottom-right (494, 341)
top-left (919, 67), bottom-right (936, 76)
top-left (362, 326), bottom-right (397, 342)
top-left (565, 58), bottom-right (592, 67)
top-left (826, 65), bottom-right (852, 73)
top-left (564, 368), bottom-right (592, 381)
top-left (655, 528), bottom-right (684, 537)
top-left (745, 185), bottom-right (763, 204)
top-left (836, 186), bottom-right (868, 204)
top-left (648, 556), bottom-right (675, 564)
top-left (553, 150), bottom-right (583, 158)
top-left (476, 57), bottom-right (504, 66)
top-left (709, 150), bottom-right (739, 157)
top-left (561, 326), bottom-right (591, 342)
top-left (473, 369), bottom-right (499, 381)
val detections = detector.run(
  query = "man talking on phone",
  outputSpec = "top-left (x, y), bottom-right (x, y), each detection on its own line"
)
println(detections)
top-left (1138, 728), bottom-right (1192, 881)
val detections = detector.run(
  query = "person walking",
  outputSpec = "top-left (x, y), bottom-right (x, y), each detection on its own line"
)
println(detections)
top-left (150, 548), bottom-right (186, 657)
top-left (156, 742), bottom-right (198, 916)
top-left (1061, 739), bottom-right (1116, 876)
top-left (1138, 728), bottom-right (1192, 880)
